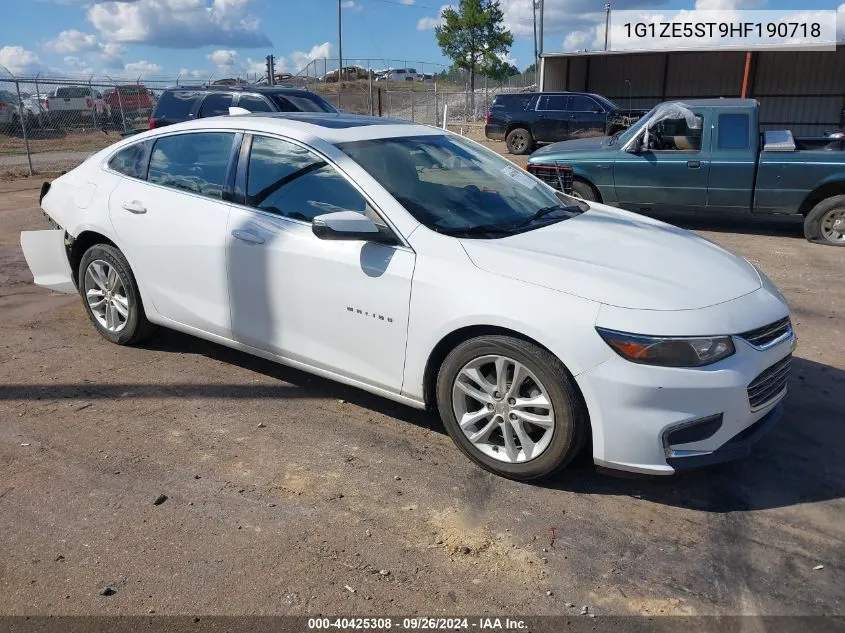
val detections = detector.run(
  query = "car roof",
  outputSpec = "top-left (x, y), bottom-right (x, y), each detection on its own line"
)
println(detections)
top-left (672, 98), bottom-right (756, 108)
top-left (125, 112), bottom-right (446, 144)
top-left (165, 85), bottom-right (316, 94)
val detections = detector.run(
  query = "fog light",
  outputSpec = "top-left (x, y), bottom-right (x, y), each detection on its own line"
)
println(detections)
top-left (662, 414), bottom-right (723, 458)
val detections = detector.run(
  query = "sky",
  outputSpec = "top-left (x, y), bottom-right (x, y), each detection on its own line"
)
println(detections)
top-left (0, 0), bottom-right (843, 80)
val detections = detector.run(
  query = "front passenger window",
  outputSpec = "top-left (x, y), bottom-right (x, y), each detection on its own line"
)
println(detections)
top-left (246, 135), bottom-right (367, 222)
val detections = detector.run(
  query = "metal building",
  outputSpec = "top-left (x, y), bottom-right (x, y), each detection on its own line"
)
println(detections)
top-left (539, 45), bottom-right (845, 136)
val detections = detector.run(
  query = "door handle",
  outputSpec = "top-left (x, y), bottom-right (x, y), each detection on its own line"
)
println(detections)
top-left (231, 229), bottom-right (265, 245)
top-left (121, 200), bottom-right (146, 214)
top-left (687, 161), bottom-right (701, 169)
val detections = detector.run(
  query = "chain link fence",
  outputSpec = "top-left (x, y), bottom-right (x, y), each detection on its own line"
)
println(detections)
top-left (1, 62), bottom-right (537, 177)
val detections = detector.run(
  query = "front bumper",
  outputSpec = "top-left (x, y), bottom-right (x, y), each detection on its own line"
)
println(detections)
top-left (576, 322), bottom-right (793, 475)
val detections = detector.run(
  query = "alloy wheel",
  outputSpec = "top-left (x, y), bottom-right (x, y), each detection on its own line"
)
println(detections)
top-left (451, 354), bottom-right (555, 463)
top-left (84, 259), bottom-right (130, 333)
top-left (820, 208), bottom-right (845, 243)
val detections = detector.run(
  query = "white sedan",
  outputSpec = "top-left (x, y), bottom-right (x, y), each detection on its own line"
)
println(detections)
top-left (20, 112), bottom-right (794, 480)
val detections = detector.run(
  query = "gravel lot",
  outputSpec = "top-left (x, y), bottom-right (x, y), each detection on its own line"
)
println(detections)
top-left (0, 146), bottom-right (843, 619)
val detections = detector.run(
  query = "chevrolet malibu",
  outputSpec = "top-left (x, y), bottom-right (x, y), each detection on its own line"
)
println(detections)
top-left (20, 112), bottom-right (794, 480)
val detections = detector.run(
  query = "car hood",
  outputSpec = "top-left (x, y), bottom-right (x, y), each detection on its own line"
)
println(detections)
top-left (459, 205), bottom-right (762, 311)
top-left (529, 136), bottom-right (610, 161)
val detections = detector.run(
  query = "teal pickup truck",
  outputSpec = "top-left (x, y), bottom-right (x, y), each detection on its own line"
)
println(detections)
top-left (526, 98), bottom-right (845, 246)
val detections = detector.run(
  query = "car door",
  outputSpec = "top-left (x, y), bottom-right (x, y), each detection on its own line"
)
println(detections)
top-left (567, 95), bottom-right (607, 138)
top-left (108, 130), bottom-right (239, 338)
top-left (226, 134), bottom-right (415, 392)
top-left (612, 111), bottom-right (711, 211)
top-left (534, 94), bottom-right (569, 142)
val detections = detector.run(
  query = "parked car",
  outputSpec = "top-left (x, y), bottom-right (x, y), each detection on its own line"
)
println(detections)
top-left (22, 112), bottom-right (792, 480)
top-left (148, 85), bottom-right (338, 129)
top-left (103, 85), bottom-right (154, 122)
top-left (323, 66), bottom-right (370, 82)
top-left (485, 91), bottom-right (647, 154)
top-left (45, 86), bottom-right (110, 125)
top-left (417, 73), bottom-right (435, 84)
top-left (526, 98), bottom-right (845, 247)
top-left (0, 90), bottom-right (24, 133)
top-left (375, 68), bottom-right (419, 82)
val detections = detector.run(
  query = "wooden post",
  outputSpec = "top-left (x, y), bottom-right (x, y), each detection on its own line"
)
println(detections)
top-left (377, 87), bottom-right (382, 117)
top-left (741, 51), bottom-right (752, 98)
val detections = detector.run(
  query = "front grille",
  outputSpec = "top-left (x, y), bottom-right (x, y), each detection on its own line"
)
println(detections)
top-left (526, 164), bottom-right (573, 194)
top-left (739, 317), bottom-right (791, 349)
top-left (747, 354), bottom-right (791, 411)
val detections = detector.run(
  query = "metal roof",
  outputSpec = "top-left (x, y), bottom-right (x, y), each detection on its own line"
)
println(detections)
top-left (541, 42), bottom-right (842, 58)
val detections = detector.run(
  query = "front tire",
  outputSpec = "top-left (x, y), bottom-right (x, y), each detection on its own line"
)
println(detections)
top-left (436, 335), bottom-right (587, 481)
top-left (571, 179), bottom-right (598, 202)
top-left (78, 244), bottom-right (154, 345)
top-left (506, 127), bottom-right (533, 155)
top-left (803, 195), bottom-right (845, 246)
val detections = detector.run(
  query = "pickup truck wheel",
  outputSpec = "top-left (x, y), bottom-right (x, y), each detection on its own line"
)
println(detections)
top-left (436, 335), bottom-right (588, 481)
top-left (506, 128), bottom-right (533, 155)
top-left (571, 179), bottom-right (598, 202)
top-left (804, 195), bottom-right (845, 246)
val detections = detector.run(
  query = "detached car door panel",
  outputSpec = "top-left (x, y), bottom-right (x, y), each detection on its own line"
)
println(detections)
top-left (108, 131), bottom-right (237, 337)
top-left (226, 135), bottom-right (414, 392)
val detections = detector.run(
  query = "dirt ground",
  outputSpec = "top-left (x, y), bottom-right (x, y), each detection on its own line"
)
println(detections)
top-left (0, 148), bottom-right (843, 620)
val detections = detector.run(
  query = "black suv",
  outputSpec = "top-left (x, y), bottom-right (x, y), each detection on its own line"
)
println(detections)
top-left (149, 85), bottom-right (338, 129)
top-left (485, 92), bottom-right (647, 154)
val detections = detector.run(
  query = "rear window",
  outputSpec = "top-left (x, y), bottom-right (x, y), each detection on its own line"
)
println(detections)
top-left (154, 90), bottom-right (202, 120)
top-left (108, 141), bottom-right (150, 179)
top-left (55, 87), bottom-right (91, 99)
top-left (492, 95), bottom-right (532, 111)
top-left (269, 92), bottom-right (337, 113)
top-left (116, 86), bottom-right (146, 95)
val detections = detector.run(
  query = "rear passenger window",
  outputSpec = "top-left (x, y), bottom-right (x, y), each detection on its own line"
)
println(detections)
top-left (199, 93), bottom-right (234, 117)
top-left (538, 95), bottom-right (567, 111)
top-left (246, 135), bottom-right (366, 222)
top-left (148, 133), bottom-right (234, 199)
top-left (238, 95), bottom-right (273, 112)
top-left (153, 90), bottom-right (201, 120)
top-left (718, 114), bottom-right (750, 150)
top-left (108, 141), bottom-right (150, 179)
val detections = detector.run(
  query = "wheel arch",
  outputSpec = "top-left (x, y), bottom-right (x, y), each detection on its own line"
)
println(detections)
top-left (505, 121), bottom-right (532, 137)
top-left (798, 179), bottom-right (845, 216)
top-left (421, 325), bottom-right (589, 420)
top-left (572, 175), bottom-right (603, 203)
top-left (67, 230), bottom-right (118, 287)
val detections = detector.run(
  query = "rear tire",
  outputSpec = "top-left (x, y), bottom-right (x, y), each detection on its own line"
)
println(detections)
top-left (571, 179), bottom-right (598, 202)
top-left (803, 195), bottom-right (845, 246)
top-left (506, 127), bottom-right (533, 155)
top-left (436, 335), bottom-right (588, 481)
top-left (78, 244), bottom-right (155, 345)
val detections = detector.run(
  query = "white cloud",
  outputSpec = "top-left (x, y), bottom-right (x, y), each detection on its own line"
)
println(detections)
top-left (289, 42), bottom-right (332, 72)
top-left (208, 49), bottom-right (238, 67)
top-left (0, 46), bottom-right (42, 75)
top-left (399, 0), bottom-right (416, 4)
top-left (88, 0), bottom-right (271, 48)
top-left (179, 67), bottom-right (211, 79)
top-left (123, 60), bottom-right (163, 75)
top-left (62, 56), bottom-right (94, 75)
top-left (562, 27), bottom-right (601, 52)
top-left (417, 4), bottom-right (453, 30)
top-left (341, 0), bottom-right (361, 9)
top-left (46, 29), bottom-right (100, 54)
top-left (496, 52), bottom-right (518, 66)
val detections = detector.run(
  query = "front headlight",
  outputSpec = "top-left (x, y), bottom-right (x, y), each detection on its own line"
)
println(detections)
top-left (596, 328), bottom-right (735, 367)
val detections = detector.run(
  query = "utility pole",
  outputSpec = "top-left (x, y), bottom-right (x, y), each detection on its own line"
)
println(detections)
top-left (604, 2), bottom-right (611, 51)
top-left (538, 0), bottom-right (544, 90)
top-left (532, 0), bottom-right (539, 75)
top-left (338, 0), bottom-right (344, 83)
top-left (265, 55), bottom-right (275, 85)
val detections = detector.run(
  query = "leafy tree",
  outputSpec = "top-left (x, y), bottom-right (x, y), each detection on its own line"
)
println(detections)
top-left (485, 59), bottom-right (519, 83)
top-left (435, 0), bottom-right (513, 93)
top-left (524, 62), bottom-right (537, 74)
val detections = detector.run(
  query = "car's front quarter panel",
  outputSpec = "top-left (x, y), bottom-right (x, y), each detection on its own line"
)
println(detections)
top-left (400, 227), bottom-right (611, 404)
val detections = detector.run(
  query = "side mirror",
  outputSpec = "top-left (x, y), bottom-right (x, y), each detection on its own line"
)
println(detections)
top-left (312, 211), bottom-right (394, 243)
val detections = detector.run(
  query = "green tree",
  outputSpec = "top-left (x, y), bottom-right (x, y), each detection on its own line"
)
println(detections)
top-left (485, 59), bottom-right (519, 83)
top-left (434, 0), bottom-right (513, 94)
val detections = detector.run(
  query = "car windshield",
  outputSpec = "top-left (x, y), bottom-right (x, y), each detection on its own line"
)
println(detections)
top-left (593, 94), bottom-right (620, 111)
top-left (337, 134), bottom-right (587, 237)
top-left (609, 105), bottom-right (656, 145)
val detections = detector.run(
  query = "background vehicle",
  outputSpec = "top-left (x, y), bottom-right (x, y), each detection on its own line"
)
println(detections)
top-left (323, 66), bottom-right (370, 82)
top-left (148, 85), bottom-right (339, 129)
top-left (103, 85), bottom-right (154, 122)
top-left (375, 68), bottom-right (419, 82)
top-left (485, 91), bottom-right (647, 155)
top-left (21, 113), bottom-right (791, 481)
top-left (527, 99), bottom-right (845, 247)
top-left (44, 86), bottom-right (110, 125)
top-left (0, 90), bottom-right (25, 133)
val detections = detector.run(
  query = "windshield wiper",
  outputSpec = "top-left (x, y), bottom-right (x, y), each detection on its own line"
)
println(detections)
top-left (434, 223), bottom-right (515, 237)
top-left (512, 205), bottom-right (582, 228)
